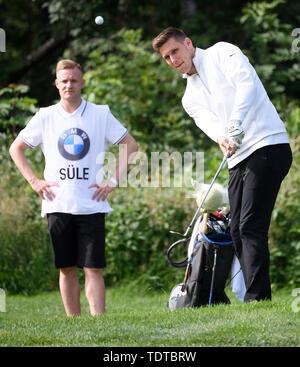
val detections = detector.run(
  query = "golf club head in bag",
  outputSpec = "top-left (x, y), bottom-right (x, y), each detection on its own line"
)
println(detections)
top-left (169, 150), bottom-right (230, 238)
top-left (206, 210), bottom-right (231, 235)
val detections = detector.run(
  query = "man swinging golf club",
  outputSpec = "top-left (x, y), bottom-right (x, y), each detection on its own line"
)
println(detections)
top-left (9, 60), bottom-right (138, 316)
top-left (153, 28), bottom-right (292, 302)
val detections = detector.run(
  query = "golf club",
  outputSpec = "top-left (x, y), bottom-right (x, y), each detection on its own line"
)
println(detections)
top-left (170, 149), bottom-right (230, 238)
top-left (209, 246), bottom-right (218, 307)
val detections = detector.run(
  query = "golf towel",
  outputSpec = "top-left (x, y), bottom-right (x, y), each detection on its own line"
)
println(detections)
top-left (231, 255), bottom-right (246, 302)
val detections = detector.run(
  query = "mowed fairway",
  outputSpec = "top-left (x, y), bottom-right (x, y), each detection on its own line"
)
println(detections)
top-left (0, 286), bottom-right (299, 347)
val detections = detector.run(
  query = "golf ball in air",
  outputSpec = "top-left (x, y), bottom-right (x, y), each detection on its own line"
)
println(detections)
top-left (95, 16), bottom-right (104, 25)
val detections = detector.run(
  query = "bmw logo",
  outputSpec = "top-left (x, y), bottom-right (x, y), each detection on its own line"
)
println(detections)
top-left (58, 128), bottom-right (90, 161)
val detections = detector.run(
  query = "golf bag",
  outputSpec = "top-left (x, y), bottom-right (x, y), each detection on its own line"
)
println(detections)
top-left (167, 211), bottom-right (234, 309)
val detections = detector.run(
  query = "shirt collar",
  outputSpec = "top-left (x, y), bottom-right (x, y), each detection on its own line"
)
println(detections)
top-left (57, 98), bottom-right (86, 118)
top-left (182, 47), bottom-right (205, 79)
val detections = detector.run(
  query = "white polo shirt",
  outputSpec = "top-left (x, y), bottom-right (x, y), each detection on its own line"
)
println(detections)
top-left (19, 98), bottom-right (128, 216)
top-left (182, 43), bottom-right (289, 168)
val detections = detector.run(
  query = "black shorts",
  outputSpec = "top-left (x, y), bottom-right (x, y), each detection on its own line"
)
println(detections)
top-left (47, 212), bottom-right (106, 269)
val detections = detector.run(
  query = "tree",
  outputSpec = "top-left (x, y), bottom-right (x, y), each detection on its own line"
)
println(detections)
top-left (240, 0), bottom-right (300, 99)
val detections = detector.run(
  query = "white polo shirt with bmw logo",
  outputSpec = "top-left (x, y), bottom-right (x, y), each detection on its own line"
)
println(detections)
top-left (19, 98), bottom-right (128, 216)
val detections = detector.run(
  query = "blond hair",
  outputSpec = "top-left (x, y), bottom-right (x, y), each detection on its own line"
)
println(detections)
top-left (56, 59), bottom-right (82, 76)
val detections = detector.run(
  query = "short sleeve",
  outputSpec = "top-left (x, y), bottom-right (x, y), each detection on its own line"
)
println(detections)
top-left (105, 108), bottom-right (128, 145)
top-left (18, 110), bottom-right (43, 147)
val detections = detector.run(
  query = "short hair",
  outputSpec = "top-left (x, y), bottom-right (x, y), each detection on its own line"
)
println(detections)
top-left (56, 59), bottom-right (82, 76)
top-left (152, 27), bottom-right (187, 51)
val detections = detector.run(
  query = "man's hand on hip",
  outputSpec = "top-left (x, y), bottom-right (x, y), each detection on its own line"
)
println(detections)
top-left (89, 179), bottom-right (117, 202)
top-left (29, 177), bottom-right (59, 201)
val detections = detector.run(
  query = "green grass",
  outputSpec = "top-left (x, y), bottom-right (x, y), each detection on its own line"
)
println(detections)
top-left (0, 285), bottom-right (299, 347)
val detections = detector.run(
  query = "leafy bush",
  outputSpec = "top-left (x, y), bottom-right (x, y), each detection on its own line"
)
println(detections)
top-left (103, 186), bottom-right (193, 290)
top-left (0, 84), bottom-right (38, 134)
top-left (82, 29), bottom-right (210, 154)
top-left (0, 179), bottom-right (56, 294)
top-left (240, 0), bottom-right (300, 99)
top-left (269, 99), bottom-right (300, 288)
top-left (0, 133), bottom-right (55, 295)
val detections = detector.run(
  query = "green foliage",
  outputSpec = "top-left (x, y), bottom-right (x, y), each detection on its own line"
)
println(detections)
top-left (240, 0), bottom-right (300, 99)
top-left (0, 133), bottom-right (53, 295)
top-left (0, 218), bottom-right (57, 295)
top-left (83, 29), bottom-right (207, 154)
top-left (2, 0), bottom-right (300, 106)
top-left (0, 84), bottom-right (38, 134)
top-left (269, 99), bottom-right (300, 289)
top-left (104, 187), bottom-right (193, 290)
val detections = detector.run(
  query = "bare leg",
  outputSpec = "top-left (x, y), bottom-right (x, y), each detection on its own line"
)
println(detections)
top-left (59, 266), bottom-right (81, 316)
top-left (84, 268), bottom-right (105, 315)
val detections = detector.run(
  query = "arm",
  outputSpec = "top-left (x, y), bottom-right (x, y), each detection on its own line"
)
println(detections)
top-left (182, 94), bottom-right (227, 143)
top-left (215, 43), bottom-right (254, 155)
top-left (9, 137), bottom-right (59, 201)
top-left (89, 133), bottom-right (138, 201)
top-left (182, 92), bottom-right (237, 156)
top-left (219, 43), bottom-right (257, 123)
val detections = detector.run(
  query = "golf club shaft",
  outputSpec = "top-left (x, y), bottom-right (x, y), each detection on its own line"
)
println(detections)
top-left (183, 150), bottom-right (230, 237)
top-left (209, 246), bottom-right (218, 307)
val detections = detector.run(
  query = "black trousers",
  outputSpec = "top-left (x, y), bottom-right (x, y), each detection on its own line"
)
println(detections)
top-left (228, 144), bottom-right (292, 302)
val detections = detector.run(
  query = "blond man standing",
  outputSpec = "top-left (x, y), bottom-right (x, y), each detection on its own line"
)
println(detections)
top-left (10, 60), bottom-right (138, 316)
